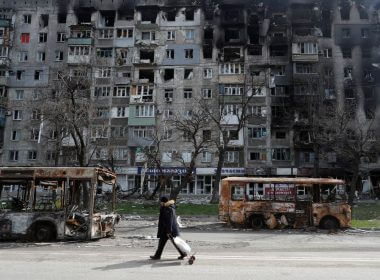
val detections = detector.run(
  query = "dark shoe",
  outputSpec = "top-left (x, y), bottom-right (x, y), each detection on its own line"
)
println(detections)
top-left (150, 255), bottom-right (160, 260)
top-left (178, 255), bottom-right (187, 260)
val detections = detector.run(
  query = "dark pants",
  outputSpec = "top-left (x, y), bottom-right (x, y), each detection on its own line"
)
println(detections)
top-left (153, 235), bottom-right (186, 258)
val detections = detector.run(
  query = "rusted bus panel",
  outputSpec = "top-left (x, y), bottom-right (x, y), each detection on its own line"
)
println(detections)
top-left (219, 180), bottom-right (232, 222)
top-left (312, 203), bottom-right (352, 228)
top-left (0, 167), bottom-right (116, 181)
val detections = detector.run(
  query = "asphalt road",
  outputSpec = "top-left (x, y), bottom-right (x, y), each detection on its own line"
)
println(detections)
top-left (1, 221), bottom-right (380, 280)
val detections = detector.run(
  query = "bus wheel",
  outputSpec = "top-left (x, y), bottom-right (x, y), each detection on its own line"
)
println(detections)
top-left (34, 223), bottom-right (56, 242)
top-left (320, 216), bottom-right (339, 230)
top-left (250, 215), bottom-right (264, 230)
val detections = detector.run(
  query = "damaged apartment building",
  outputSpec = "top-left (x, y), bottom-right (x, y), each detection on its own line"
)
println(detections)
top-left (0, 0), bottom-right (379, 196)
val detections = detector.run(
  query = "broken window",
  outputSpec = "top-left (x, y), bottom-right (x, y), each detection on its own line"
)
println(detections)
top-left (27, 150), bottom-right (37, 160)
top-left (272, 66), bottom-right (286, 76)
top-left (57, 32), bottom-right (66, 42)
top-left (39, 32), bottom-right (47, 43)
top-left (248, 45), bottom-right (262, 56)
top-left (99, 29), bottom-right (114, 39)
top-left (224, 48), bottom-right (241, 61)
top-left (140, 49), bottom-right (154, 62)
top-left (167, 31), bottom-right (175, 40)
top-left (184, 88), bottom-right (192, 99)
top-left (34, 70), bottom-right (42, 80)
top-left (224, 10), bottom-right (239, 21)
top-left (225, 28), bottom-right (240, 41)
top-left (204, 28), bottom-right (213, 40)
top-left (361, 28), bottom-right (369, 38)
top-left (323, 48), bottom-right (332, 58)
top-left (270, 45), bottom-right (287, 56)
top-left (185, 8), bottom-right (194, 21)
top-left (116, 28), bottom-right (133, 38)
top-left (342, 28), bottom-right (351, 38)
top-left (365, 103), bottom-right (375, 119)
top-left (118, 7), bottom-right (134, 21)
top-left (24, 14), bottom-right (31, 24)
top-left (57, 13), bottom-right (67, 23)
top-left (166, 49), bottom-right (174, 59)
top-left (271, 86), bottom-right (288, 96)
top-left (344, 88), bottom-right (355, 99)
top-left (344, 67), bottom-right (352, 78)
top-left (141, 8), bottom-right (158, 23)
top-left (40, 14), bottom-right (49, 27)
top-left (76, 10), bottom-right (92, 24)
top-left (142, 31), bottom-right (155, 41)
top-left (184, 69), bottom-right (193, 80)
top-left (203, 45), bottom-right (212, 59)
top-left (9, 150), bottom-right (19, 161)
top-left (100, 11), bottom-right (115, 27)
top-left (164, 88), bottom-right (173, 100)
top-left (203, 130), bottom-right (211, 141)
top-left (202, 88), bottom-right (212, 99)
top-left (16, 70), bottom-right (24, 80)
top-left (272, 148), bottom-right (290, 161)
top-left (139, 69), bottom-right (154, 83)
top-left (295, 63), bottom-right (314, 74)
top-left (342, 47), bottom-right (351, 58)
top-left (203, 68), bottom-right (212, 79)
top-left (185, 49), bottom-right (193, 59)
top-left (97, 48), bottom-right (113, 58)
top-left (164, 69), bottom-right (174, 81)
top-left (164, 9), bottom-right (176, 21)
top-left (37, 51), bottom-right (46, 62)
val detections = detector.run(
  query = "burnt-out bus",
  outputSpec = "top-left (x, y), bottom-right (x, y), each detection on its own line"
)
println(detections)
top-left (219, 177), bottom-right (351, 230)
top-left (0, 167), bottom-right (119, 241)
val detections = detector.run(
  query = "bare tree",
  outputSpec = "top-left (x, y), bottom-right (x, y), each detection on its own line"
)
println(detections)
top-left (323, 103), bottom-right (379, 205)
top-left (167, 107), bottom-right (212, 200)
top-left (32, 68), bottom-right (93, 166)
top-left (200, 72), bottom-right (259, 203)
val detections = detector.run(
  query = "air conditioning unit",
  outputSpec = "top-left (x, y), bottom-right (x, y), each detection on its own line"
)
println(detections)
top-left (165, 97), bottom-right (172, 103)
top-left (5, 110), bottom-right (11, 116)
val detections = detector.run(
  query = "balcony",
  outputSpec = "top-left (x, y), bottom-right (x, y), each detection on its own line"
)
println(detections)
top-left (67, 38), bottom-right (93, 45)
top-left (67, 55), bottom-right (91, 64)
top-left (292, 53), bottom-right (318, 62)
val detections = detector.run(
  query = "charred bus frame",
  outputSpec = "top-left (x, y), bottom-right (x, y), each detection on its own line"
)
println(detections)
top-left (219, 177), bottom-right (351, 230)
top-left (0, 167), bottom-right (119, 241)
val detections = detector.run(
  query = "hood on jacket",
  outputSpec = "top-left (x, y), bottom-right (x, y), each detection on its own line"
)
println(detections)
top-left (161, 200), bottom-right (175, 207)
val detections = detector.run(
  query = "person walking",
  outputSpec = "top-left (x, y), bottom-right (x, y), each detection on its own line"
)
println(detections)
top-left (150, 196), bottom-right (186, 260)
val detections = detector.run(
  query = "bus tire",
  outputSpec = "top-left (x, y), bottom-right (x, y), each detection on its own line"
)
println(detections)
top-left (250, 215), bottom-right (264, 230)
top-left (320, 216), bottom-right (339, 230)
top-left (33, 222), bottom-right (56, 242)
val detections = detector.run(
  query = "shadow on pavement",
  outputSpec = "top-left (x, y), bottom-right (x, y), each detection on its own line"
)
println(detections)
top-left (93, 259), bottom-right (182, 270)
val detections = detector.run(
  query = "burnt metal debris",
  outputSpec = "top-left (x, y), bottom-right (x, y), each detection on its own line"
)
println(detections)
top-left (0, 167), bottom-right (119, 241)
top-left (219, 177), bottom-right (351, 230)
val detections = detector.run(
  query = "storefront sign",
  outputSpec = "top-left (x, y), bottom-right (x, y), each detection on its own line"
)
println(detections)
top-left (137, 167), bottom-right (193, 175)
top-left (196, 168), bottom-right (245, 175)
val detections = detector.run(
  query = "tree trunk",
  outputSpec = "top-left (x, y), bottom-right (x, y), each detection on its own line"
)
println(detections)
top-left (348, 162), bottom-right (360, 206)
top-left (210, 148), bottom-right (225, 204)
top-left (313, 143), bottom-right (320, 177)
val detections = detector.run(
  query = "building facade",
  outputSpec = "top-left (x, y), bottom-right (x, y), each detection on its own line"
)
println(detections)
top-left (0, 0), bottom-right (379, 195)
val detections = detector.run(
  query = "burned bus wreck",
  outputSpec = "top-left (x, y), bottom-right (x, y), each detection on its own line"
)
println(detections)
top-left (0, 167), bottom-right (120, 241)
top-left (219, 177), bottom-right (352, 230)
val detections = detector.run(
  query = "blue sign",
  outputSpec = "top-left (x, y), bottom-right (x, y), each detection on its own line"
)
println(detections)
top-left (137, 167), bottom-right (195, 175)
